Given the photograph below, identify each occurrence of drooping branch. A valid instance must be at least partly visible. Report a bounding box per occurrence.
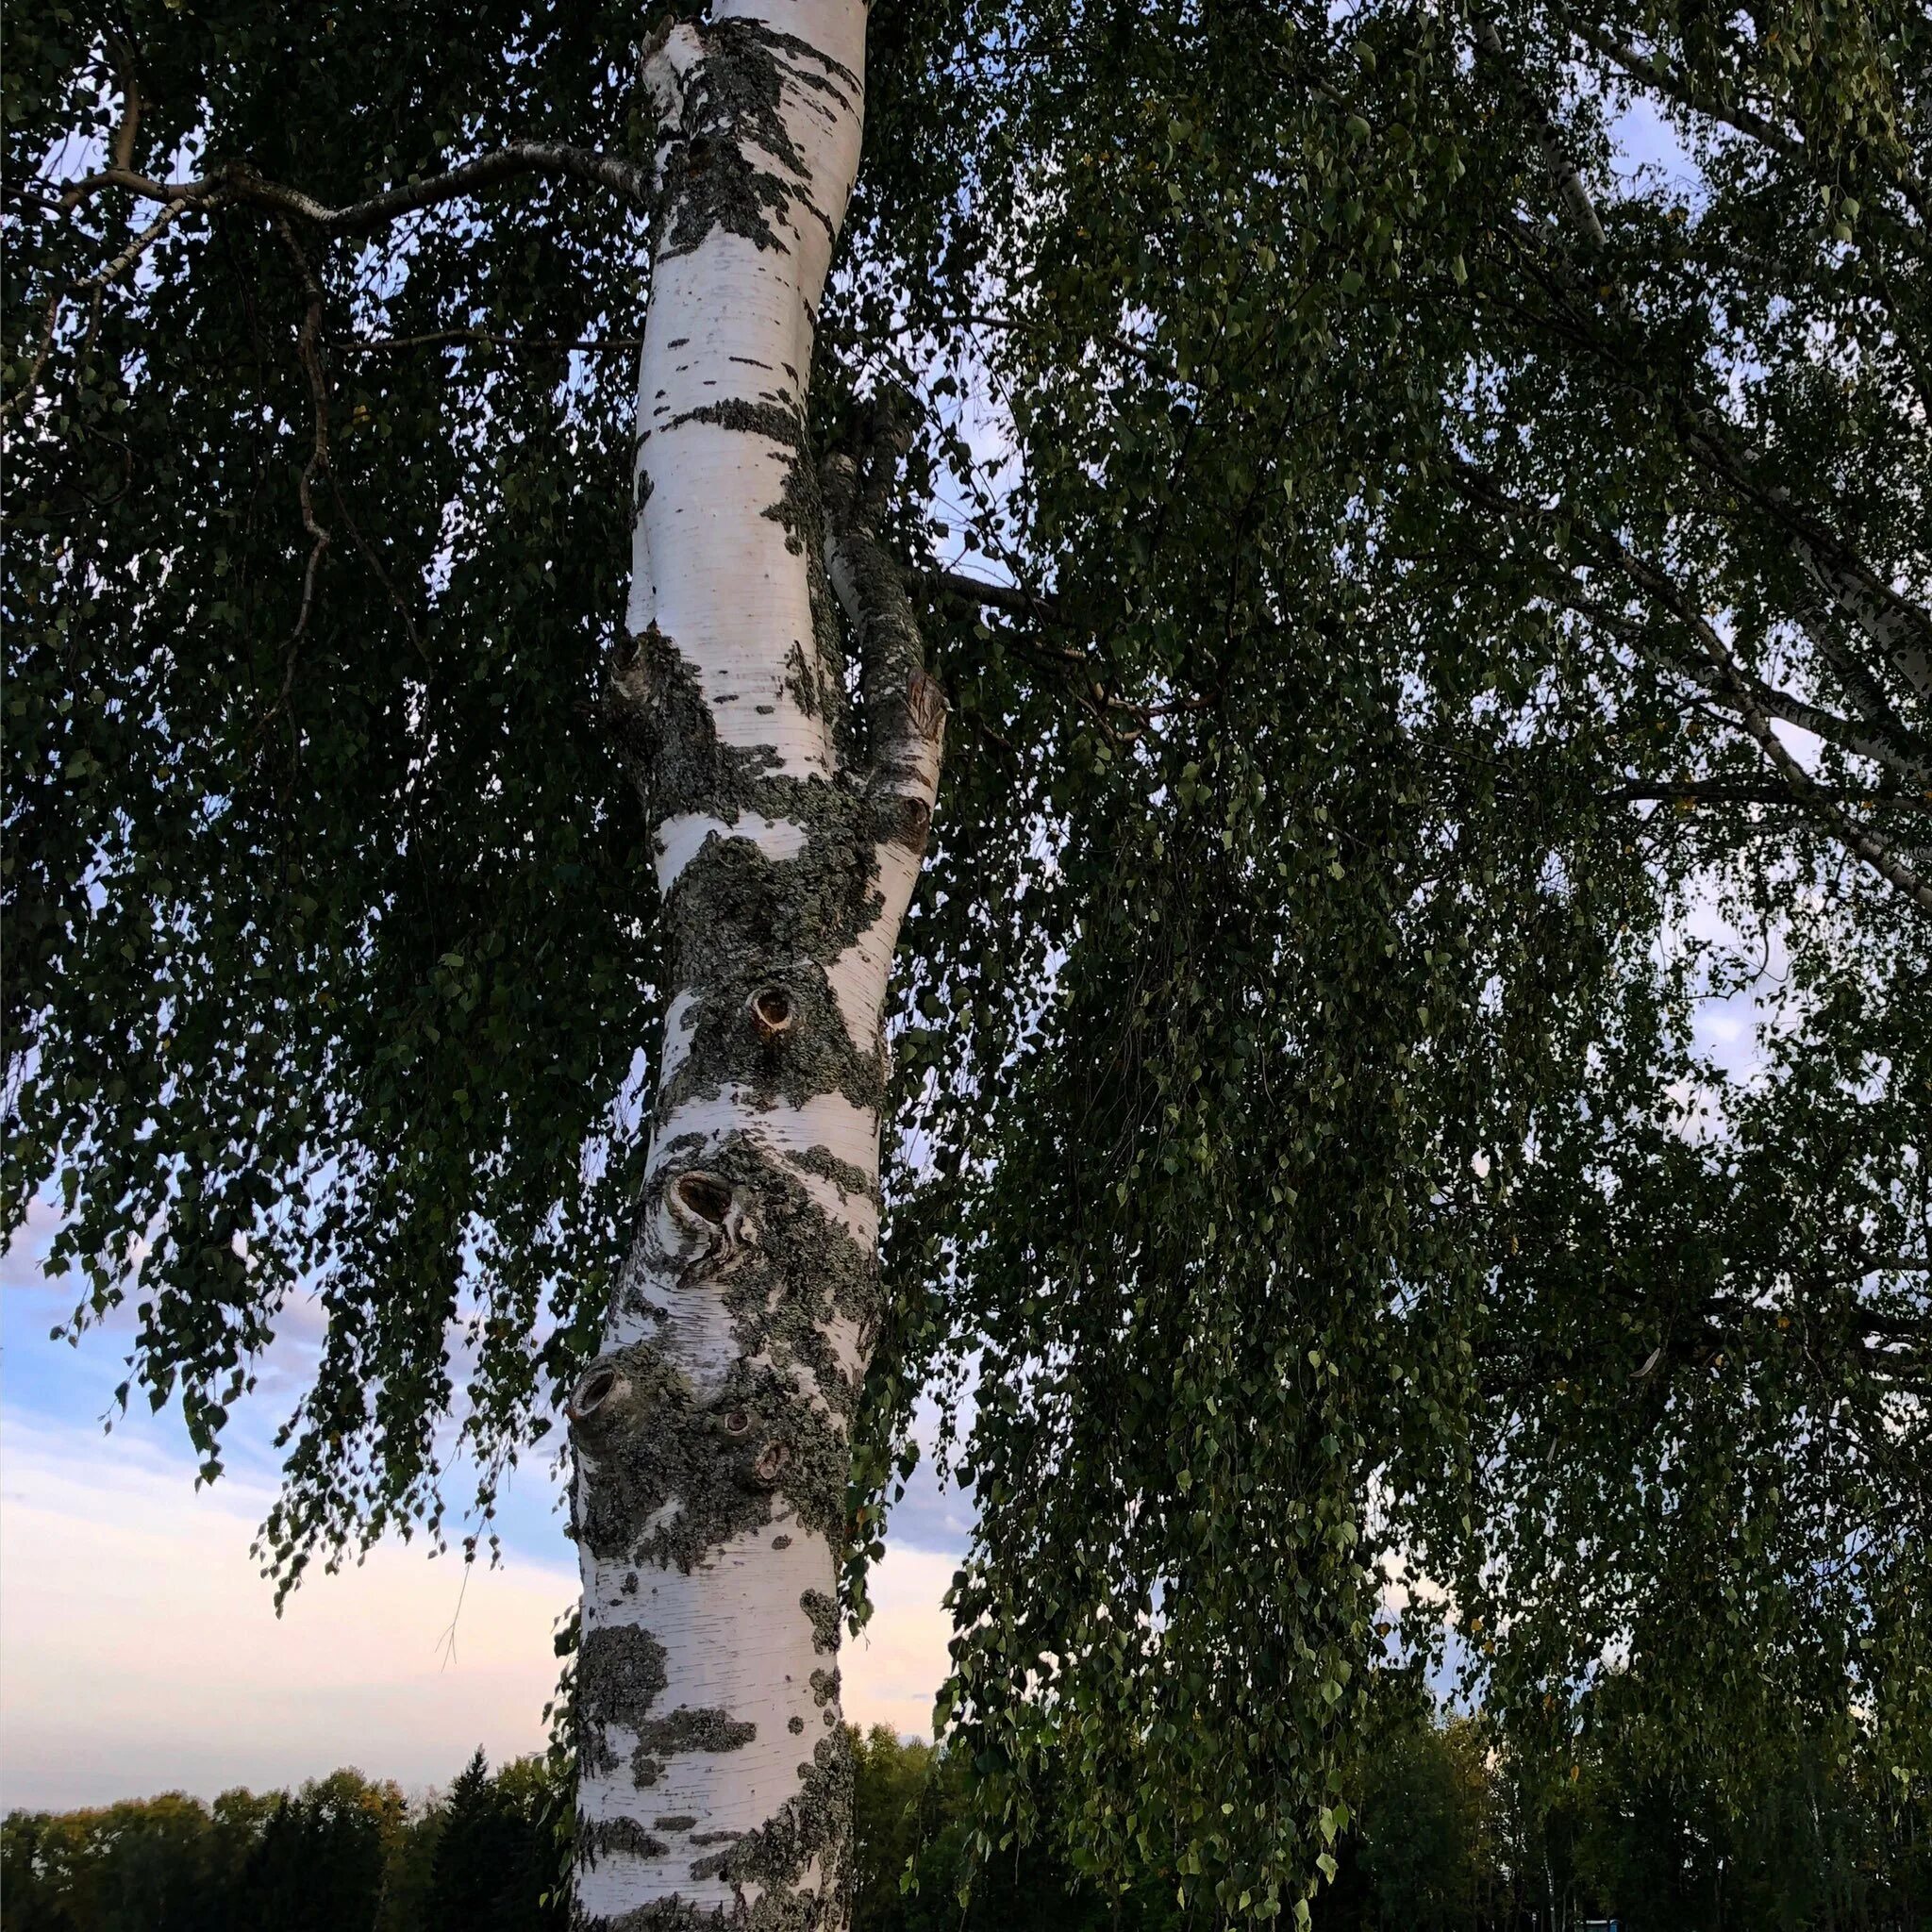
[8,137,652,426]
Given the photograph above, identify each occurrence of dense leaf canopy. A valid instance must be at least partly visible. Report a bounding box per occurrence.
[6,0,1928,1919]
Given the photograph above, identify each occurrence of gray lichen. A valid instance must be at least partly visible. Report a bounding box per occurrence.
[799,1590,840,1657]
[656,20,859,261]
[579,1819,670,1868]
[634,1707,758,1756]
[576,1624,670,1781]
[685,1728,854,1899]
[573,1328,852,1571]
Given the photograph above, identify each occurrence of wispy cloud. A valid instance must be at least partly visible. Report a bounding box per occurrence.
[0,1409,574,1809]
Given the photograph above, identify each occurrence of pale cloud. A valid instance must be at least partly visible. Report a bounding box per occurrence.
[0,1412,572,1810]
[0,1409,959,1812]
[841,1544,959,1741]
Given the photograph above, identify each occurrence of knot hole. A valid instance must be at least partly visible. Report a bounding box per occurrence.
[673,1172,734,1227]
[750,986,795,1041]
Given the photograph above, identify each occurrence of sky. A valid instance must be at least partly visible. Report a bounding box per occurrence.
[0,64,1732,1824]
[0,1202,974,1814]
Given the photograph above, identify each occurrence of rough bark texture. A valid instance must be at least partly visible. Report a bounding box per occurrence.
[570,6,939,1928]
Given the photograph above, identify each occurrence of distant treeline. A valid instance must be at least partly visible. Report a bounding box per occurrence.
[6,1712,1926,1931]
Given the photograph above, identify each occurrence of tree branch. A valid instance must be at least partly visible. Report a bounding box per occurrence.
[918,568,1067,626]
[1451,462,1932,791]
[56,142,650,231]
[1474,15,1606,248]
[823,410,945,818]
[1606,534,1932,915]
[2,194,206,423]
[1572,23,1805,163]
[1449,458,1932,911]
[1612,783,1927,808]
[1570,20,1932,251]
[108,39,143,174]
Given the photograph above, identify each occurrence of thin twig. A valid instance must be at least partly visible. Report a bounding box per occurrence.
[342,328,642,356]
[273,219,333,712]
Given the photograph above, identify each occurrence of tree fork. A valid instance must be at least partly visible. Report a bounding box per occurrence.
[570,6,940,1928]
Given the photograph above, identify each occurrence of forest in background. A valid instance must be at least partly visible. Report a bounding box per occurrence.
[7,1684,1927,1932]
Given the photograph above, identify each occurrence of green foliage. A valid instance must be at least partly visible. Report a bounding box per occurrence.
[0,1757,560,1932]
[425,1748,554,1932]
[6,0,1928,1922]
[6,1719,1926,1930]
[849,2,1930,1915]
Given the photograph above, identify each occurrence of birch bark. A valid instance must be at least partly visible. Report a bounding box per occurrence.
[568,6,941,1927]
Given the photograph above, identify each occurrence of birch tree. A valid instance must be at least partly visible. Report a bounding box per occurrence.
[7,0,1928,1924]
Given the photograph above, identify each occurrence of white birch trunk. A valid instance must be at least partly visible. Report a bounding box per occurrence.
[568,7,941,1928]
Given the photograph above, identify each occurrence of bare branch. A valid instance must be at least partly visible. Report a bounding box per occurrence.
[1,195,205,424]
[1612,784,1927,808]
[1474,14,1607,248]
[108,39,142,175]
[918,568,1066,625]
[57,143,649,231]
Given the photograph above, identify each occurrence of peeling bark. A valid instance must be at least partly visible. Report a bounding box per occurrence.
[571,7,940,1928]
